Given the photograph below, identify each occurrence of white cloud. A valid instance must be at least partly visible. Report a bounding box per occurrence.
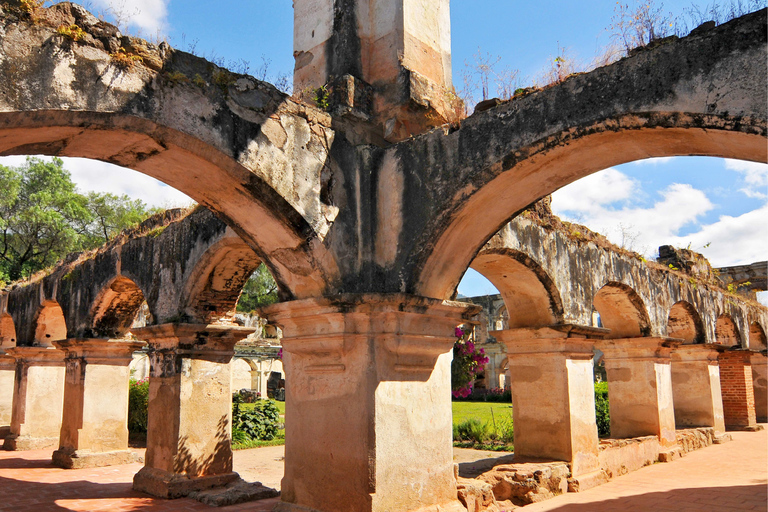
[665,204,768,267]
[0,156,193,209]
[725,159,768,199]
[630,157,674,166]
[551,168,637,213]
[553,168,717,256]
[89,0,169,35]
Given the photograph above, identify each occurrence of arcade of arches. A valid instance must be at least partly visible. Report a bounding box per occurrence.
[0,2,766,512]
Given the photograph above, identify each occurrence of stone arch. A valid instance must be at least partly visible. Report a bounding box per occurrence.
[749,322,767,349]
[89,276,147,338]
[715,315,742,347]
[410,9,768,300]
[667,301,705,344]
[592,282,651,339]
[0,313,17,349]
[33,300,67,347]
[470,249,563,329]
[0,10,340,299]
[182,236,264,323]
[232,358,255,391]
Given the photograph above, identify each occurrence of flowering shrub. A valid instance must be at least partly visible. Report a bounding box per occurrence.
[451,326,489,398]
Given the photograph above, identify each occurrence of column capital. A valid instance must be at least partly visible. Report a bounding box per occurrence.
[53,339,145,365]
[3,346,66,365]
[262,294,479,378]
[597,337,681,360]
[131,323,255,355]
[671,343,721,363]
[494,324,607,358]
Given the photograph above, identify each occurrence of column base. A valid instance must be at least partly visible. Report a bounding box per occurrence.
[3,434,59,451]
[52,448,140,469]
[274,500,468,512]
[713,433,733,444]
[567,470,609,492]
[0,426,9,439]
[657,446,683,463]
[133,467,240,499]
[725,424,764,432]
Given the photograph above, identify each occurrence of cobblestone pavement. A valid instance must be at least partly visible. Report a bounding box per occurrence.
[0,428,764,511]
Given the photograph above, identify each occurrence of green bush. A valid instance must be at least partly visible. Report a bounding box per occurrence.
[595,381,610,437]
[128,379,149,434]
[454,418,489,444]
[232,395,280,442]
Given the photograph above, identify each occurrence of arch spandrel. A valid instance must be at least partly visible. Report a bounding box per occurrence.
[0,5,339,299]
[403,9,767,299]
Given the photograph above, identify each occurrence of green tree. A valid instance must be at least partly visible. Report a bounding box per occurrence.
[0,157,157,282]
[236,263,279,312]
[0,157,91,280]
[81,191,158,246]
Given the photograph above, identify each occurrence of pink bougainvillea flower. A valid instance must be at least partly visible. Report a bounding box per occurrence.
[454,327,464,338]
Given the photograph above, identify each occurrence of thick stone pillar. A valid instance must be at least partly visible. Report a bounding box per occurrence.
[0,354,15,438]
[131,323,254,498]
[51,339,145,468]
[751,352,767,423]
[495,325,607,488]
[717,348,758,430]
[597,338,679,449]
[3,347,66,451]
[293,0,459,141]
[670,344,726,433]
[262,295,479,512]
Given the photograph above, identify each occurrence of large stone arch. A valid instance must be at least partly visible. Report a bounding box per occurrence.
[0,313,16,349]
[406,11,767,299]
[89,276,146,338]
[593,282,651,339]
[749,322,767,350]
[181,236,263,323]
[0,4,339,299]
[470,249,563,328]
[667,301,705,344]
[715,314,742,347]
[33,300,67,347]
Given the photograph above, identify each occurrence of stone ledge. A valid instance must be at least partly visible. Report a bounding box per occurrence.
[725,424,765,432]
[52,448,140,469]
[132,467,240,499]
[187,477,279,507]
[567,469,609,493]
[3,434,59,451]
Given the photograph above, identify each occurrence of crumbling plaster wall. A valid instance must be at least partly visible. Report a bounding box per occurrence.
[480,216,768,346]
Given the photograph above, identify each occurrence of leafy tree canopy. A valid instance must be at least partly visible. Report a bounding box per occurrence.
[236,263,279,312]
[0,157,158,285]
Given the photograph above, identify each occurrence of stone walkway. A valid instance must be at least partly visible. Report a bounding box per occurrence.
[522,427,767,512]
[0,428,764,511]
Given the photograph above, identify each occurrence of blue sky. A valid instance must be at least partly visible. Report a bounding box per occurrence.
[1,0,766,301]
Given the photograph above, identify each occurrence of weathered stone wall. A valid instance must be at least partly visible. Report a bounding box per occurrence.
[1,207,260,344]
[477,214,768,346]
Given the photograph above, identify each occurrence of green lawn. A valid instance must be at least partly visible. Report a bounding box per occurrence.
[452,401,513,426]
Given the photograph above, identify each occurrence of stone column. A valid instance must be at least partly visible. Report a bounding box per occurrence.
[597,338,679,451]
[262,295,479,512]
[481,342,505,390]
[250,369,262,394]
[717,348,758,430]
[0,354,15,438]
[130,323,254,498]
[51,339,145,468]
[495,325,607,489]
[751,352,767,423]
[670,344,726,433]
[3,346,66,451]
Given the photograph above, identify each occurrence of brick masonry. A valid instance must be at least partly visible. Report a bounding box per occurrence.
[719,351,757,428]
